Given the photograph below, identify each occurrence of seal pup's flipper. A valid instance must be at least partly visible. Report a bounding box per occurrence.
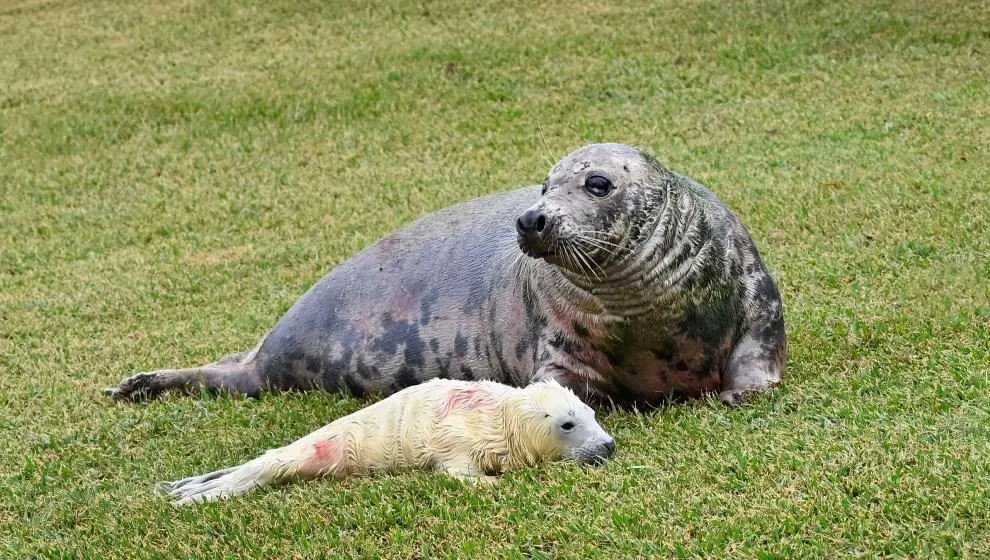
[160,459,276,506]
[162,426,346,506]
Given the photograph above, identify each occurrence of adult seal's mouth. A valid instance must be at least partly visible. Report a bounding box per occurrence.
[517,237,562,264]
[516,206,556,259]
[517,239,555,259]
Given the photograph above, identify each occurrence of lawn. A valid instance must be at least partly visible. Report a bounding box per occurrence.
[1,0,988,557]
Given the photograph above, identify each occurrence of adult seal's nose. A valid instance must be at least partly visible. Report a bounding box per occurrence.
[516,208,548,236]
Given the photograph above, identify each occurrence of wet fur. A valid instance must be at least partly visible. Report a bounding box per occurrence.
[161,379,609,505]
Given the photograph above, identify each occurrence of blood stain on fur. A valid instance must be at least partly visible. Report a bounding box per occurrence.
[303,437,343,475]
[443,387,494,417]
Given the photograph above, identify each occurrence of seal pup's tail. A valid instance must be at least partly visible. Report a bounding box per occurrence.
[160,456,279,506]
[161,426,346,506]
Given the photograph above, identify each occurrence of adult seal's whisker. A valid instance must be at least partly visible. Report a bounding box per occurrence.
[567,244,596,280]
[573,235,621,259]
[574,230,626,249]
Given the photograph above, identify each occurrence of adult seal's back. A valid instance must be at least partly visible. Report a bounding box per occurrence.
[106,143,786,407]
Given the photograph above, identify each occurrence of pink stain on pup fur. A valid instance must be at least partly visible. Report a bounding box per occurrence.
[302,436,343,475]
[443,387,494,418]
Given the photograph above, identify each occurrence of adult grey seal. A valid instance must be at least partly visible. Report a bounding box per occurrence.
[105,143,786,407]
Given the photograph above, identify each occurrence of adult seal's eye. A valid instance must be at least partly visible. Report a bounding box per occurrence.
[541,182,549,195]
[585,175,612,197]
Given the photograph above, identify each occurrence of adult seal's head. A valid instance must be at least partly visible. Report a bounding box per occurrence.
[515,143,668,278]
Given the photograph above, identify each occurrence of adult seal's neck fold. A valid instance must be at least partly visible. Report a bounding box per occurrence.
[533,182,701,320]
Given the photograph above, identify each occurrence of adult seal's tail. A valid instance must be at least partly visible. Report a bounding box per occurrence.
[106,143,786,407]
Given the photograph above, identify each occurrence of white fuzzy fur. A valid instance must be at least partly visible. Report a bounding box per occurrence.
[161,379,607,505]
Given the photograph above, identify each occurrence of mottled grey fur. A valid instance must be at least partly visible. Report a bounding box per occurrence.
[105,144,786,407]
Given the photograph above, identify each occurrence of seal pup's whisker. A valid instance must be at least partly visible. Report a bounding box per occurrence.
[573,234,620,252]
[508,260,523,296]
[560,245,575,273]
[562,245,581,277]
[506,250,529,297]
[579,247,603,281]
[564,245,592,280]
[564,242,600,281]
[590,248,609,278]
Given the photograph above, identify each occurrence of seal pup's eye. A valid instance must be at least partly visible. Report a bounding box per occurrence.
[585,175,612,197]
[560,421,575,432]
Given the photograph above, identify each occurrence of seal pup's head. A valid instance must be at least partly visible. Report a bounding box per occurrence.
[508,379,616,466]
[516,143,669,277]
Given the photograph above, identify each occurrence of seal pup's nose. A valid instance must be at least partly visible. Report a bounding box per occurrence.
[602,437,616,457]
[516,208,548,235]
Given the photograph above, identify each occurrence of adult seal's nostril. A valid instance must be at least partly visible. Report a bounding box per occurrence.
[516,208,546,235]
[516,208,555,259]
[515,217,528,235]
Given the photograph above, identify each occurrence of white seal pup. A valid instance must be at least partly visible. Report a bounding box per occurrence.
[161,379,615,505]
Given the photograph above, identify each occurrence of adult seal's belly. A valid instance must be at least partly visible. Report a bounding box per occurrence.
[106,143,786,407]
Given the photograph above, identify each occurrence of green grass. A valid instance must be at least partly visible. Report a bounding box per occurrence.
[1,0,988,557]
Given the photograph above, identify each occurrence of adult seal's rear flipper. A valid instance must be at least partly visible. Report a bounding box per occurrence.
[105,348,266,400]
